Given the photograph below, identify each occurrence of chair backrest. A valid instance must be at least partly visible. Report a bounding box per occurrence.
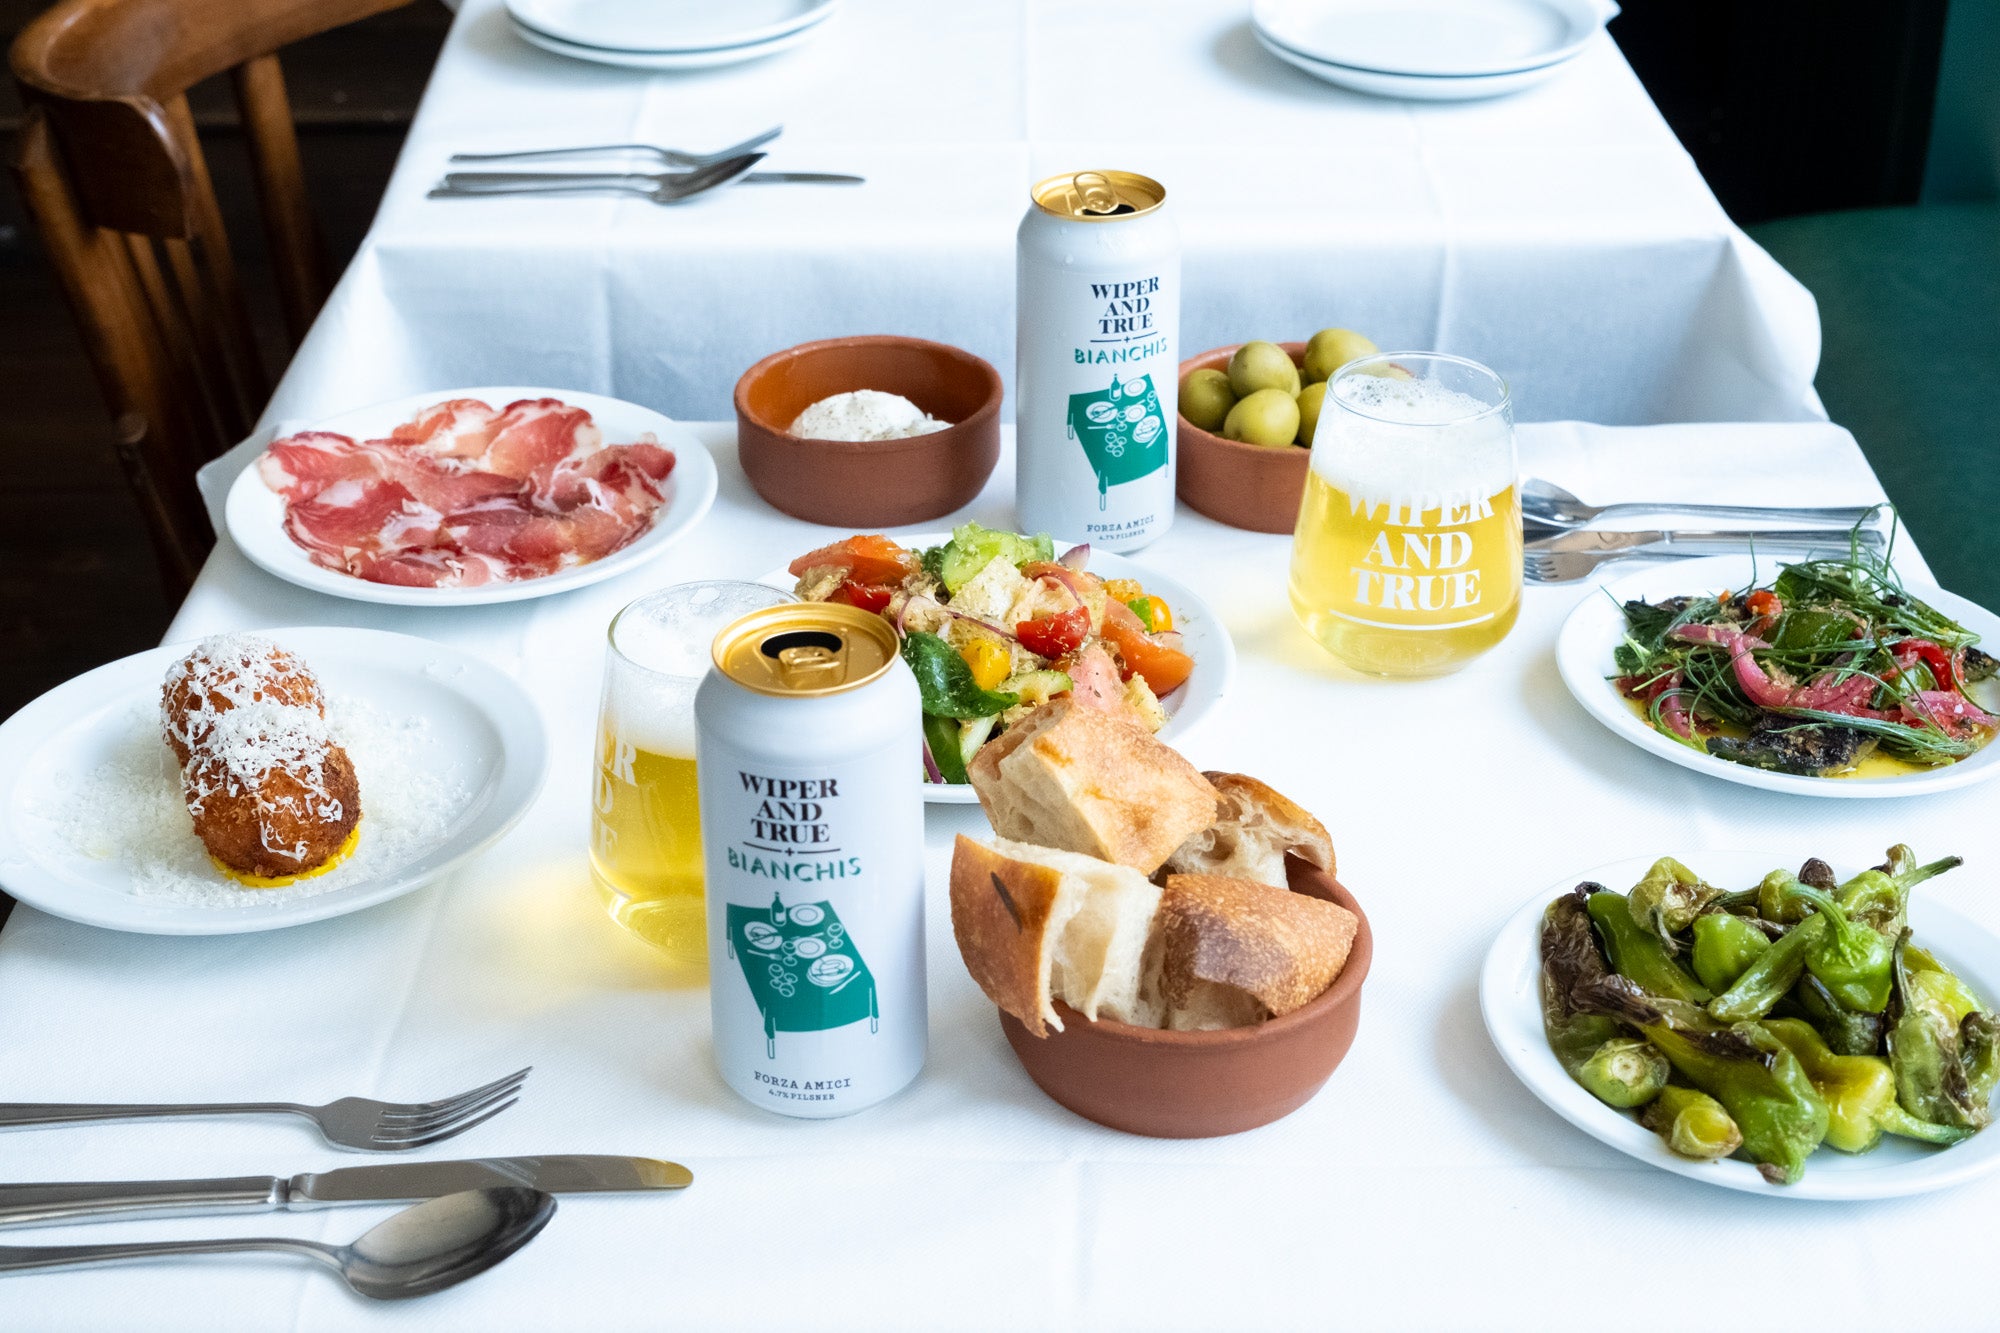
[9,0,412,594]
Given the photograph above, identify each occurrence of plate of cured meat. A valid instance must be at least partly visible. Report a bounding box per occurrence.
[226,387,719,605]
[0,628,548,934]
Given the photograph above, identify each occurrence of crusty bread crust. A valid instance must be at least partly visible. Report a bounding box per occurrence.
[948,835,1072,1036]
[1161,772,1334,888]
[967,700,1219,874]
[1159,873,1358,1021]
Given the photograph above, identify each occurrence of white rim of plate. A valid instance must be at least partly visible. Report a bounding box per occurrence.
[0,626,551,936]
[1250,28,1566,99]
[505,0,833,54]
[1480,852,2000,1199]
[1250,0,1604,78]
[1555,553,2000,798]
[225,386,717,608]
[507,14,821,68]
[757,537,1237,804]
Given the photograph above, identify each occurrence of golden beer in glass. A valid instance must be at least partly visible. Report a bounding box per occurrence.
[592,582,792,963]
[1289,352,1520,678]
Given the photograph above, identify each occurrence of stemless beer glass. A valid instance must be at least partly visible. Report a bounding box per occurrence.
[592,581,792,964]
[1289,352,1520,678]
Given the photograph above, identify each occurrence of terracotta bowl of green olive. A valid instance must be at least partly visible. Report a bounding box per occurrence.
[734,335,1002,527]
[1175,342,1311,535]
[998,861,1371,1138]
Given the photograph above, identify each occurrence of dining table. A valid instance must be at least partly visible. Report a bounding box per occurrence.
[280,0,1824,430]
[5,408,1999,1327]
[8,1,1996,1327]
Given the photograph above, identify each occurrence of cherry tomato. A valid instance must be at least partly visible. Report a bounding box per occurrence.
[1128,594,1173,632]
[1744,590,1782,618]
[828,580,894,614]
[787,534,914,586]
[1016,606,1090,659]
[1100,600,1194,696]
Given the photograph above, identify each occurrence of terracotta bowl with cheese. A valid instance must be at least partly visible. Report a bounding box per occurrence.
[734,335,1002,526]
[998,861,1372,1138]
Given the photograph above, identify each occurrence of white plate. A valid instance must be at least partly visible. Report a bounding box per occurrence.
[226,387,717,607]
[1481,852,2000,1199]
[509,15,822,70]
[1252,26,1568,100]
[506,0,831,53]
[0,628,548,936]
[760,537,1238,805]
[1252,0,1606,77]
[1557,555,2000,798]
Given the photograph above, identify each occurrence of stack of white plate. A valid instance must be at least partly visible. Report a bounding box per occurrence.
[1250,0,1613,101]
[505,0,837,71]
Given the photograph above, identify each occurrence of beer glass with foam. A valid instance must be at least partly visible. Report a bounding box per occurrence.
[592,582,792,964]
[1288,353,1520,678]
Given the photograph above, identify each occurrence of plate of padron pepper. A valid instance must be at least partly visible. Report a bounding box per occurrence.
[1480,847,2000,1197]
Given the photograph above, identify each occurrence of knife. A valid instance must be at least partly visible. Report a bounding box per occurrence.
[1524,526,1885,556]
[441,170,864,188]
[0,1155,690,1227]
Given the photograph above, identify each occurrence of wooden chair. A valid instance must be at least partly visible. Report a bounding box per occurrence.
[9,0,413,595]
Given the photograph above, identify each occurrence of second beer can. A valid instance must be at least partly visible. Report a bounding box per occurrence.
[1016,169,1180,553]
[695,602,927,1118]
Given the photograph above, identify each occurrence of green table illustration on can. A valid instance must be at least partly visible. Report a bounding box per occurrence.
[1066,372,1169,509]
[726,892,878,1059]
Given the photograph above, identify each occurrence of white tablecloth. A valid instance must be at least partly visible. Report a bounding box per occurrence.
[266,0,1821,430]
[7,416,1999,1329]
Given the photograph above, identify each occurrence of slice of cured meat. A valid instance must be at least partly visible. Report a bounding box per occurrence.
[260,397,676,588]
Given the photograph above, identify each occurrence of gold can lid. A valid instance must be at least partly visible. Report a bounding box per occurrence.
[1030,170,1166,221]
[712,602,900,697]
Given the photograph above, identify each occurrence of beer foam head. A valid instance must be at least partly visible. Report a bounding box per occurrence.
[605,583,791,758]
[1311,368,1514,513]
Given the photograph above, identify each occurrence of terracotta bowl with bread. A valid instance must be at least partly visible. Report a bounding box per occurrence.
[949,700,1370,1138]
[734,335,1002,527]
[1175,341,1310,535]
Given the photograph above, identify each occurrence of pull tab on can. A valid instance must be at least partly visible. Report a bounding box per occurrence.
[711,603,899,697]
[1029,169,1165,222]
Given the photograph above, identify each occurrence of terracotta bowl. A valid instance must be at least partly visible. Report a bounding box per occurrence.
[999,859,1371,1138]
[1175,341,1311,535]
[734,335,1002,527]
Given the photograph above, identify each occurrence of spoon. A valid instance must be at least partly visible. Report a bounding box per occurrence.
[0,1186,554,1299]
[1520,478,1879,530]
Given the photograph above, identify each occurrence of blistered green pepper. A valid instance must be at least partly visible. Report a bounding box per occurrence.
[1904,944,1986,1024]
[1887,931,1992,1133]
[1836,845,1962,938]
[1782,972,1885,1057]
[1627,857,1720,950]
[1786,886,1893,1013]
[1960,1012,2000,1108]
[1575,1038,1671,1108]
[1764,1018,1968,1153]
[1710,918,1818,1022]
[1587,892,1712,1003]
[1641,1085,1743,1160]
[1757,869,1814,926]
[1691,912,1771,993]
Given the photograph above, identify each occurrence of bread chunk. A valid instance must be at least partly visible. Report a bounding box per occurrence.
[948,835,1162,1036]
[1156,874,1358,1030]
[1162,772,1334,888]
[967,700,1219,874]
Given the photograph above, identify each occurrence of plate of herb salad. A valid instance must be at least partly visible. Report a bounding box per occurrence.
[1556,545,2000,797]
[765,524,1235,803]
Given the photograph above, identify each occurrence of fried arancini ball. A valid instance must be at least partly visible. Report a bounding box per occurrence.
[184,742,361,881]
[161,636,324,765]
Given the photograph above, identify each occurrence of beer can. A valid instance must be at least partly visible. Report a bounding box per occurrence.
[1016,169,1180,552]
[695,602,926,1118]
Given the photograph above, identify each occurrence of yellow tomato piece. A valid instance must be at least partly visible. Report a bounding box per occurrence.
[1104,578,1144,602]
[960,638,1011,692]
[1135,594,1173,632]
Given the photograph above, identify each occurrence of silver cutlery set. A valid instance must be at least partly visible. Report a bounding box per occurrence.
[430,125,863,204]
[0,1069,689,1299]
[1521,478,1881,583]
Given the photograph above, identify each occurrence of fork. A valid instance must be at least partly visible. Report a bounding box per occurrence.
[428,154,763,206]
[1524,532,1876,584]
[0,1068,529,1152]
[449,125,781,170]
[1521,478,1880,531]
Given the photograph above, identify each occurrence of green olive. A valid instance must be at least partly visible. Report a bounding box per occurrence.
[1302,329,1379,384]
[1296,381,1327,448]
[1226,341,1301,398]
[1222,388,1301,449]
[1178,368,1236,432]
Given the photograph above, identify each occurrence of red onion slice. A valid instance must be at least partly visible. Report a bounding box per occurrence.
[1058,543,1091,571]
